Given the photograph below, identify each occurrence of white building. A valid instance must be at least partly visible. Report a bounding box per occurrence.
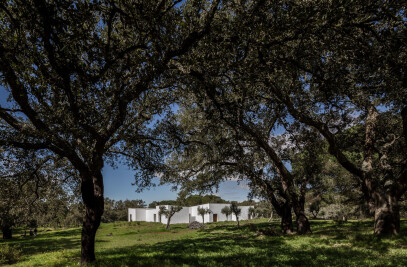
[128,203,254,224]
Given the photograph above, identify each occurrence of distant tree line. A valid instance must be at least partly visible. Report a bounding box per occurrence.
[102,199,146,223]
[148,194,229,208]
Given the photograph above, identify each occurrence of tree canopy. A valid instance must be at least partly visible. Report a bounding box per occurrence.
[0,0,221,262]
[161,0,406,235]
[0,1,406,262]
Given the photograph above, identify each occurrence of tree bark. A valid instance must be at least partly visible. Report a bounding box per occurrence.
[373,194,400,234]
[280,202,293,234]
[296,177,312,234]
[80,171,104,264]
[2,225,12,239]
[296,212,312,235]
[294,188,312,234]
[268,211,273,222]
[166,215,172,229]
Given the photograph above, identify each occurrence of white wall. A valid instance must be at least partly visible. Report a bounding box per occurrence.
[208,203,230,222]
[145,209,156,222]
[155,205,171,223]
[155,205,190,224]
[189,204,254,223]
[135,208,146,221]
[191,204,211,223]
[238,206,252,221]
[188,207,196,222]
[129,204,254,224]
[128,208,136,222]
[128,208,149,222]
[227,206,253,221]
[168,207,190,224]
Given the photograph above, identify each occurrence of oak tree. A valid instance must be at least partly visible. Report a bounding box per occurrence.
[0,0,220,262]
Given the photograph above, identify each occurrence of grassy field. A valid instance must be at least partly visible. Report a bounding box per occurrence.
[1,219,407,266]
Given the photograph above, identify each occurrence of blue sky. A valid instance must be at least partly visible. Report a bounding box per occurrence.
[103,165,251,204]
[0,87,250,205]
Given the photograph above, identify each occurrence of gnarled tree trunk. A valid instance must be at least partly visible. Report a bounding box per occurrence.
[373,194,400,235]
[280,202,293,234]
[294,189,312,234]
[295,177,312,235]
[2,225,12,239]
[80,170,104,264]
[295,212,312,235]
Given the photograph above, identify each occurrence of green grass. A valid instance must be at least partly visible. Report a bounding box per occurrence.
[1,219,407,266]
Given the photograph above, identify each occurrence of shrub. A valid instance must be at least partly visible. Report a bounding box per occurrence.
[0,244,22,264]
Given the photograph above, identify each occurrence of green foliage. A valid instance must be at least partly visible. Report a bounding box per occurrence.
[298,144,370,220]
[253,201,274,219]
[230,202,242,227]
[255,207,268,218]
[27,219,37,229]
[148,200,178,208]
[309,201,321,219]
[0,149,79,236]
[0,244,21,265]
[181,194,229,206]
[159,206,183,222]
[221,206,232,221]
[197,207,212,224]
[149,195,229,208]
[102,198,146,223]
[158,206,168,217]
[0,0,405,253]
[230,202,241,217]
[63,202,84,228]
[161,0,406,234]
[238,200,256,206]
[0,0,222,260]
[154,205,184,229]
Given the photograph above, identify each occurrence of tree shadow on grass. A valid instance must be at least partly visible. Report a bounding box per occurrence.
[89,221,403,266]
[203,220,407,254]
[90,228,404,267]
[39,228,82,238]
[309,220,407,253]
[5,220,406,266]
[92,232,283,266]
[1,228,85,257]
[203,221,281,234]
[4,237,81,257]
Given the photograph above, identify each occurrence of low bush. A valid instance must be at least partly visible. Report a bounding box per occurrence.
[0,244,22,264]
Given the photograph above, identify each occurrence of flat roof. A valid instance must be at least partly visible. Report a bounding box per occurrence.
[129,203,254,209]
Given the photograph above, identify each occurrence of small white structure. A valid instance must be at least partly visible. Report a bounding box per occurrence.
[128,203,254,224]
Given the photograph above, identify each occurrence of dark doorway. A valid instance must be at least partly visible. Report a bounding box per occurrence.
[154,214,156,222]
[213,214,218,222]
[130,214,132,222]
